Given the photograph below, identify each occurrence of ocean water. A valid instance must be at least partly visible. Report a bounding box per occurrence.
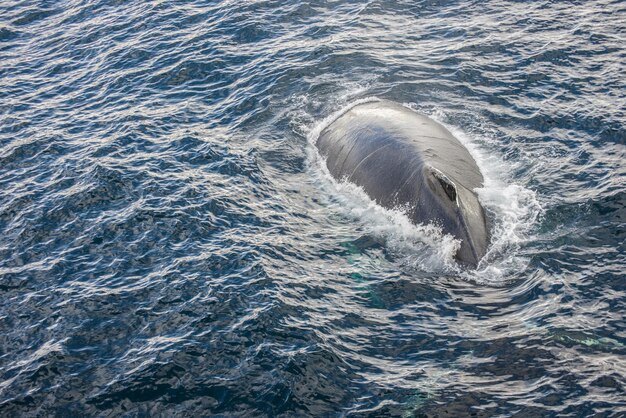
[1,0,625,416]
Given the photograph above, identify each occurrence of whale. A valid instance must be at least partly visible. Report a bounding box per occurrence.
[316,100,490,266]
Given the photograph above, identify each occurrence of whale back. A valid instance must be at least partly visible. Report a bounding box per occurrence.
[316,100,489,266]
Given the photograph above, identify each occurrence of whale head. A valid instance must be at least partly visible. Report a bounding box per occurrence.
[420,166,490,267]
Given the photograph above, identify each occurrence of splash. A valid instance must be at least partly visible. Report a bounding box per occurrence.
[307,99,542,281]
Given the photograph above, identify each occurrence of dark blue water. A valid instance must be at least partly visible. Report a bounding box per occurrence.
[1,0,625,416]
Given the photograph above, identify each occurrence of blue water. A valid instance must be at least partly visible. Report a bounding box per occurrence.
[1,0,625,416]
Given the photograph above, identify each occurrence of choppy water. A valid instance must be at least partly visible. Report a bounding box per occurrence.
[1,0,625,416]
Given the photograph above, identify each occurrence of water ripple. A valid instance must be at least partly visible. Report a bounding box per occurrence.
[0,0,625,416]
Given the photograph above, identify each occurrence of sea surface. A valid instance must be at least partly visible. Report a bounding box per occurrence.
[1,0,625,416]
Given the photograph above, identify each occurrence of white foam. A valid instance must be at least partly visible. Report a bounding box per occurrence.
[324,177,461,272]
[422,107,542,283]
[305,99,541,283]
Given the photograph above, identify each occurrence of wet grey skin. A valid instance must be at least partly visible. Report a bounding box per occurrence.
[316,100,490,267]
